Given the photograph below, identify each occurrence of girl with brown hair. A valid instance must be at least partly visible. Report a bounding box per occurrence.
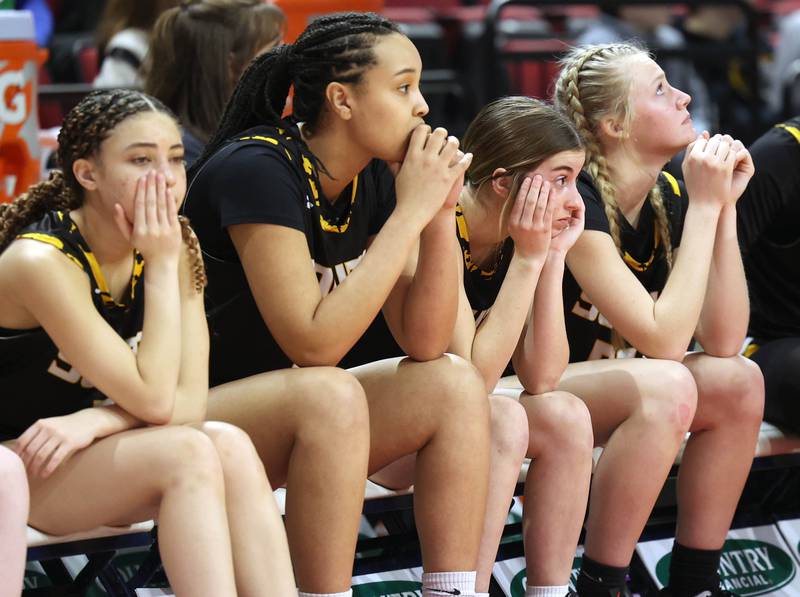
[144,0,286,166]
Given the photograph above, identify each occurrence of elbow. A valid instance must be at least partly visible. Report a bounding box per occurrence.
[699,336,745,359]
[289,346,343,368]
[405,345,446,362]
[138,402,174,426]
[643,343,688,362]
[522,376,560,396]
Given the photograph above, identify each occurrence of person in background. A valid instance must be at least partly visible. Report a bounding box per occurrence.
[145,0,285,166]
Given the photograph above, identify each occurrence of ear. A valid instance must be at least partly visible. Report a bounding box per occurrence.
[72,158,98,191]
[599,114,626,140]
[325,81,353,121]
[489,167,512,197]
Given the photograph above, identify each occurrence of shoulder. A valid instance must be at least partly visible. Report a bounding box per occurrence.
[751,120,800,159]
[0,238,89,301]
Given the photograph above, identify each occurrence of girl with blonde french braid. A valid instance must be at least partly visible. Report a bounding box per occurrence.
[547,43,764,596]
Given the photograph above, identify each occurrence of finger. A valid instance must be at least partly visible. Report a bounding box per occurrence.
[730,139,744,153]
[543,185,557,227]
[407,124,430,155]
[735,147,754,173]
[705,134,722,156]
[424,127,448,152]
[509,177,531,226]
[42,444,73,478]
[20,428,48,468]
[448,150,464,169]
[690,134,708,156]
[30,436,59,477]
[166,187,179,228]
[452,151,473,177]
[440,135,460,161]
[156,173,168,228]
[716,138,732,162]
[113,204,133,243]
[133,175,147,233]
[145,170,158,228]
[521,175,542,223]
[15,424,40,459]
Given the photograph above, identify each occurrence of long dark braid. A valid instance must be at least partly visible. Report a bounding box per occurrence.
[0,88,207,292]
[191,11,400,178]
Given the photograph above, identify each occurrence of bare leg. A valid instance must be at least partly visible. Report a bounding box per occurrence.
[195,422,296,597]
[26,426,237,597]
[352,354,491,572]
[676,354,764,548]
[558,359,697,566]
[520,391,593,586]
[0,446,27,597]
[475,396,530,592]
[208,366,370,593]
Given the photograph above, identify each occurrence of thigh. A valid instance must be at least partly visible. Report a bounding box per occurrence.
[557,358,696,445]
[750,337,800,433]
[208,366,364,485]
[26,426,211,534]
[349,353,486,473]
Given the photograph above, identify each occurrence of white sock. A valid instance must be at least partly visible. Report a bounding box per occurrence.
[297,591,352,597]
[475,593,490,597]
[422,570,477,596]
[525,584,569,597]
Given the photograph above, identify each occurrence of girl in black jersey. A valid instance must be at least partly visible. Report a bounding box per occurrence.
[737,118,800,435]
[0,90,295,596]
[0,447,27,595]
[451,97,592,597]
[544,43,763,597]
[185,12,490,597]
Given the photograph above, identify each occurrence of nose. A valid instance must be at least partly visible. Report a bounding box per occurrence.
[414,88,429,118]
[565,185,582,209]
[676,87,691,109]
[156,160,177,187]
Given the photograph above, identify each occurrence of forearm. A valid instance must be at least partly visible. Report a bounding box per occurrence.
[70,404,144,439]
[472,254,543,393]
[697,205,749,354]
[645,204,721,358]
[291,211,424,365]
[138,260,181,390]
[515,252,569,394]
[400,211,461,358]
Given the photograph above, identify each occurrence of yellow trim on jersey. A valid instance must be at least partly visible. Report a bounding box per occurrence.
[661,170,681,197]
[17,232,64,250]
[776,123,800,145]
[239,135,279,145]
[455,203,501,277]
[742,341,760,359]
[82,249,116,306]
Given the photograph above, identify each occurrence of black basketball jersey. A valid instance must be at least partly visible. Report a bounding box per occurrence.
[0,211,145,440]
[455,203,514,324]
[184,125,400,384]
[738,119,800,341]
[564,170,687,361]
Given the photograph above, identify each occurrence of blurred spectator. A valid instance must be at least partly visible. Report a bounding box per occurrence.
[144,0,285,166]
[677,3,771,143]
[769,11,800,118]
[93,0,180,88]
[46,0,106,83]
[575,1,715,133]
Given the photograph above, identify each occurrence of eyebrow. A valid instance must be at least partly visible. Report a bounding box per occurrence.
[124,142,184,150]
[651,72,666,85]
[550,165,576,173]
[393,67,417,77]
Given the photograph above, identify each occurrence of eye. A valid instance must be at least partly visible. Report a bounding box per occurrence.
[555,175,568,187]
[170,155,185,166]
[398,84,410,94]
[131,156,151,165]
[656,82,665,96]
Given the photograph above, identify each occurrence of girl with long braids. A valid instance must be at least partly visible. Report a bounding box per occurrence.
[184,11,490,597]
[0,89,295,596]
[544,43,764,596]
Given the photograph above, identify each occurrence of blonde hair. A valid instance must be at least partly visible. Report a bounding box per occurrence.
[554,43,674,269]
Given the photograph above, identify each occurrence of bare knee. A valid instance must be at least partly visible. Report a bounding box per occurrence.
[521,391,593,458]
[156,427,225,493]
[641,361,698,435]
[295,367,369,438]
[708,356,765,426]
[0,447,28,511]
[488,395,529,461]
[198,421,270,489]
[430,354,490,419]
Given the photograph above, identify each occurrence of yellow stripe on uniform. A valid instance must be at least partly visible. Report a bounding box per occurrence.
[239,135,279,145]
[661,171,681,197]
[776,123,800,145]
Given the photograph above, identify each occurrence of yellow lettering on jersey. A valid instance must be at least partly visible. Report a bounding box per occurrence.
[314,252,366,298]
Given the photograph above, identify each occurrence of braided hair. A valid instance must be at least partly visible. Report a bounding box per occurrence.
[191,11,401,176]
[554,43,674,270]
[0,88,207,292]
